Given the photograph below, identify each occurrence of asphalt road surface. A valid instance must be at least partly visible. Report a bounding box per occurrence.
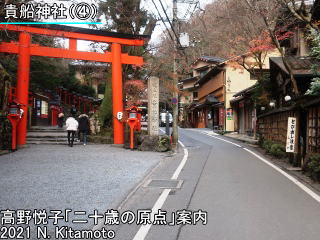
[113,128,320,240]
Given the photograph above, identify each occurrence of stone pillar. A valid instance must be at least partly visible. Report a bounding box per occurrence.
[148,77,159,136]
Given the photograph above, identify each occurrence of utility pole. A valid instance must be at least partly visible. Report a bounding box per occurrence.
[172,0,179,148]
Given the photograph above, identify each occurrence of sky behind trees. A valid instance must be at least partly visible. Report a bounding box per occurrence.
[143,0,213,44]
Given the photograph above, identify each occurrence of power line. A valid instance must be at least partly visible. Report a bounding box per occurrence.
[183,3,192,19]
[181,0,200,19]
[151,0,174,41]
[189,1,200,19]
[157,0,183,48]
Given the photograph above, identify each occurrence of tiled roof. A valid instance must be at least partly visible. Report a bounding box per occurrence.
[192,56,225,66]
[198,56,225,63]
[179,76,199,82]
[270,56,320,75]
[196,65,224,85]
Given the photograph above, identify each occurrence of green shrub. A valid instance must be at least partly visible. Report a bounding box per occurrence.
[269,143,286,158]
[0,117,12,150]
[307,154,320,181]
[99,127,113,137]
[258,136,264,146]
[262,140,273,153]
[261,140,286,158]
[99,79,112,127]
[157,135,171,152]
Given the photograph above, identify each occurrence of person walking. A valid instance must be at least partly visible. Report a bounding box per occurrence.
[70,105,80,141]
[58,111,64,128]
[66,115,78,147]
[78,113,89,146]
[70,105,77,116]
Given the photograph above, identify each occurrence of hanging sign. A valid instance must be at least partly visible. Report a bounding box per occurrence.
[117,112,123,120]
[286,117,297,153]
[219,108,224,126]
[226,108,233,120]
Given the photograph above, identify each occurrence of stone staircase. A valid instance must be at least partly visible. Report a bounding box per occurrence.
[26,126,80,145]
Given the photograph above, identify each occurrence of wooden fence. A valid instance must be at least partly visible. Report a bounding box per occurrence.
[258,110,296,146]
[258,104,320,155]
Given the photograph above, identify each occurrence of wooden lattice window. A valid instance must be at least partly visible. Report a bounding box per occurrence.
[307,106,320,154]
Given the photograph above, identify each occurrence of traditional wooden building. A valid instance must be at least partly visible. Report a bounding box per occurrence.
[178,76,199,127]
[255,1,320,162]
[180,56,224,128]
[257,56,320,158]
[230,84,257,136]
[70,62,109,98]
[180,56,258,130]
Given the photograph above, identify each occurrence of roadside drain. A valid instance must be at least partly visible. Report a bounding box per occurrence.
[185,146,200,149]
[144,179,183,189]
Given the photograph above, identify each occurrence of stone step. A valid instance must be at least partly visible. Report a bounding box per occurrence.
[27,135,67,138]
[27,132,69,137]
[26,137,69,142]
[29,130,65,133]
[29,129,65,133]
[27,125,87,145]
[27,141,82,145]
[30,125,65,130]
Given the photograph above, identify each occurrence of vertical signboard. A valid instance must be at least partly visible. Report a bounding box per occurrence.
[286,117,297,153]
[226,108,233,120]
[219,107,224,127]
[148,77,159,136]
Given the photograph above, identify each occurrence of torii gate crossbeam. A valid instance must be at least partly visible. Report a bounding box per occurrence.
[0,24,148,146]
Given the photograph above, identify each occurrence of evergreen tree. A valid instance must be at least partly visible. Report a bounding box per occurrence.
[97,0,156,127]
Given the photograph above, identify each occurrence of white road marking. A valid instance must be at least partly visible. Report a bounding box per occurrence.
[133,127,320,240]
[133,134,189,240]
[210,136,242,147]
[199,131,242,147]
[132,189,171,240]
[172,141,188,180]
[186,129,241,147]
[243,148,320,204]
[190,128,320,204]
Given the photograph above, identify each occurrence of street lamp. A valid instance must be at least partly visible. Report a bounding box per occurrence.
[284,95,292,102]
[269,101,276,108]
[261,106,265,111]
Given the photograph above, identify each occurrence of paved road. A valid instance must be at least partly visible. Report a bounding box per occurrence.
[113,128,320,240]
[0,144,165,239]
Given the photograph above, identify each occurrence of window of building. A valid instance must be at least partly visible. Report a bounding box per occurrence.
[41,101,48,118]
[193,92,198,98]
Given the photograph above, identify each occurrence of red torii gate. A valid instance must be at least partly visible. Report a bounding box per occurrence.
[0,24,148,146]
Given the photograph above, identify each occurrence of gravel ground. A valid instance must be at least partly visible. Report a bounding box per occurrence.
[0,144,164,238]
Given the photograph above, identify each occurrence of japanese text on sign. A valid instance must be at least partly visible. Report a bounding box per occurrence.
[286,117,296,153]
[3,3,97,21]
[148,77,159,136]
